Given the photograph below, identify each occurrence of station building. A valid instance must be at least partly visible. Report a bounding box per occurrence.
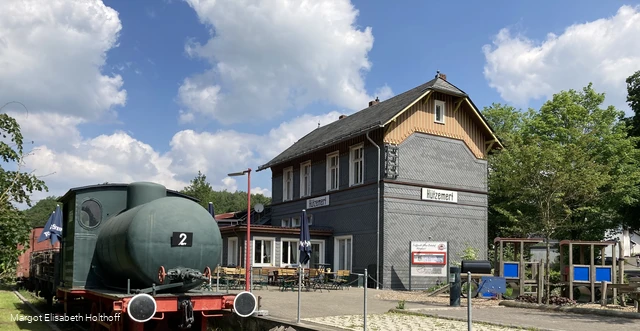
[217,72,502,290]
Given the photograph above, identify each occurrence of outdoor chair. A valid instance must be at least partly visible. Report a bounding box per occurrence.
[278,268,297,292]
[333,270,350,290]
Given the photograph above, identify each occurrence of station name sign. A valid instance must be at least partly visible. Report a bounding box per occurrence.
[306,195,330,209]
[421,187,457,203]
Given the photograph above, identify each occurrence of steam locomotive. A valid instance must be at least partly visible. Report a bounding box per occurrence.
[17,181,255,330]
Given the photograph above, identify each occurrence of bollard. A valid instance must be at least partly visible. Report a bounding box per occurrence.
[467,271,472,331]
[364,269,368,331]
[449,266,461,307]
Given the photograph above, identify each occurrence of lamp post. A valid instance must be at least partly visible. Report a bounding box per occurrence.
[227,168,252,292]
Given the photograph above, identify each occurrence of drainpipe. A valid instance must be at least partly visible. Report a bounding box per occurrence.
[366,130,381,290]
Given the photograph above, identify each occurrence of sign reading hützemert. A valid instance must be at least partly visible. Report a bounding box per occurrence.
[421,187,457,203]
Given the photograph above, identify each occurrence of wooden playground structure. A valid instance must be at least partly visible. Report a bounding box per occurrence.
[492,237,640,310]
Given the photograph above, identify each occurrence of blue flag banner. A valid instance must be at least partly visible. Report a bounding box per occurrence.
[208,202,215,218]
[37,212,55,243]
[37,205,63,245]
[49,205,63,245]
[299,209,311,266]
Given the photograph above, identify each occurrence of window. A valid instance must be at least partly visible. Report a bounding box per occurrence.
[281,218,291,227]
[306,214,313,226]
[349,144,364,186]
[300,161,311,197]
[292,217,300,227]
[253,237,275,266]
[281,239,299,266]
[80,199,102,229]
[227,237,238,266]
[283,167,293,201]
[334,235,352,271]
[310,240,325,268]
[435,100,445,124]
[326,152,339,191]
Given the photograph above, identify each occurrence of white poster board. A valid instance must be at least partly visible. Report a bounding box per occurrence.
[410,241,448,279]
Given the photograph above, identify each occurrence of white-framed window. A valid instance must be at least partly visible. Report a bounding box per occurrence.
[349,144,364,186]
[310,239,325,268]
[435,100,445,124]
[283,167,293,201]
[326,152,339,191]
[300,161,311,197]
[292,217,300,227]
[334,235,353,271]
[227,237,238,266]
[306,214,313,226]
[253,237,275,266]
[281,239,299,267]
[281,218,291,227]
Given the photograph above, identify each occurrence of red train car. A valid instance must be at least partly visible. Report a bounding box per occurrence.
[16,227,60,280]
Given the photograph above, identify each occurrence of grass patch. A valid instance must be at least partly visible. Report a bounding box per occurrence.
[0,284,50,331]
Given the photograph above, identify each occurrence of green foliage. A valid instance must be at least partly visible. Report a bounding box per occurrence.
[0,111,48,281]
[396,300,405,309]
[181,171,272,213]
[621,70,640,231]
[451,244,480,267]
[22,196,60,227]
[483,83,640,303]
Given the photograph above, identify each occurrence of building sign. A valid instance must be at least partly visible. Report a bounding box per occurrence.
[421,188,457,203]
[306,195,330,209]
[410,241,448,278]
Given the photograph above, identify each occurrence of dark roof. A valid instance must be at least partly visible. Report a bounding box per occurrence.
[257,75,487,171]
[57,182,198,203]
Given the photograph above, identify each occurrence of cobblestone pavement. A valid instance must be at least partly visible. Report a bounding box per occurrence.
[303,312,523,331]
[235,288,640,331]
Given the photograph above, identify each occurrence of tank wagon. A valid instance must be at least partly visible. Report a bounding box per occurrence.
[25,181,256,330]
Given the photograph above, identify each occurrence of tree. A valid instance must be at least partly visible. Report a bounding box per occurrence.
[22,196,60,227]
[0,110,48,280]
[180,171,272,214]
[621,70,640,232]
[485,84,640,302]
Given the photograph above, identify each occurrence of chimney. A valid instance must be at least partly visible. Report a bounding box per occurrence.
[339,115,347,120]
[435,70,447,80]
[368,96,380,107]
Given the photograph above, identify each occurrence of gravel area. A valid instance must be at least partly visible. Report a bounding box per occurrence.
[303,312,521,331]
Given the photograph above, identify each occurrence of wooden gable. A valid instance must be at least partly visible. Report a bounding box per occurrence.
[382,90,500,159]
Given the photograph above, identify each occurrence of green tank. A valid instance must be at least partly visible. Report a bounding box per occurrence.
[94,182,222,292]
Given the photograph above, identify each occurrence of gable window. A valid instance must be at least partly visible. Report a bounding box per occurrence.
[300,161,311,197]
[253,237,275,266]
[334,235,352,271]
[281,239,299,266]
[326,152,339,191]
[283,167,293,201]
[349,144,364,186]
[435,100,445,124]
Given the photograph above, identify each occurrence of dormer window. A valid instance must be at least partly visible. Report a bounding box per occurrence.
[435,100,445,124]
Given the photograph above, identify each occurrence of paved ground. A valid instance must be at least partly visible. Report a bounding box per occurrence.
[220,286,640,330]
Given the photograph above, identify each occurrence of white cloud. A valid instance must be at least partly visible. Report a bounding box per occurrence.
[482,5,640,113]
[0,0,126,121]
[178,0,386,124]
[21,110,339,204]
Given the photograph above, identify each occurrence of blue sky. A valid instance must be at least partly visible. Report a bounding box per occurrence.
[2,0,639,206]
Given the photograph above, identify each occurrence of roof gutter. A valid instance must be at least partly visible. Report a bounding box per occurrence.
[365,129,381,290]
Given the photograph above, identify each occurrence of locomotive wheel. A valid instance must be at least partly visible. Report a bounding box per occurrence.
[158,266,167,284]
[203,266,211,280]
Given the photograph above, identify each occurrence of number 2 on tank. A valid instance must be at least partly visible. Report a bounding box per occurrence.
[171,232,193,247]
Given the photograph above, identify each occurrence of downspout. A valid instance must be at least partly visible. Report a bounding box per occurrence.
[366,130,381,290]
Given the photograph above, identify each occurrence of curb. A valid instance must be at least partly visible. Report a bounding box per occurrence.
[387,308,560,331]
[499,301,640,319]
[13,290,63,331]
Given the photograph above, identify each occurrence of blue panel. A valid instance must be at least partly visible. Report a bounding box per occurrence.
[595,267,611,282]
[503,262,519,278]
[573,266,590,282]
[479,276,506,296]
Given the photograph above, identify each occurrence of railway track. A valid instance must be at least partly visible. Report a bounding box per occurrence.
[12,288,88,331]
